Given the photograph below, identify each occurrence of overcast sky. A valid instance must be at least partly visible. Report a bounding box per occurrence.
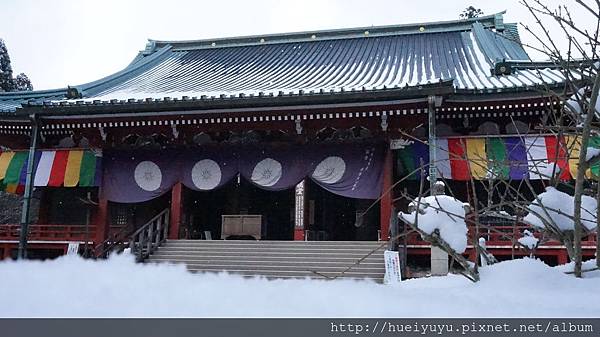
[1,0,596,90]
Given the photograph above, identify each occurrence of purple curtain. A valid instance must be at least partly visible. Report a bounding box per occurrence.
[180,147,239,192]
[310,144,384,199]
[103,150,180,203]
[103,144,385,203]
[238,145,313,191]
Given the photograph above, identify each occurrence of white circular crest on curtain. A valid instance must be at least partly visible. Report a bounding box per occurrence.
[134,161,162,191]
[251,158,282,187]
[191,159,222,190]
[312,156,346,184]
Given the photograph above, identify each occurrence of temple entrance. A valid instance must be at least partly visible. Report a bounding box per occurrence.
[108,193,170,235]
[184,178,294,240]
[305,180,380,241]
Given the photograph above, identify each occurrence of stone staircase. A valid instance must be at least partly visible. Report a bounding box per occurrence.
[146,240,387,282]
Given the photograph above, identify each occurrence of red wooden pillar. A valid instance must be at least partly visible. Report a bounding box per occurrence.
[2,244,11,259]
[37,189,49,224]
[379,148,393,241]
[169,182,183,240]
[92,191,109,246]
[557,250,569,265]
[293,228,305,241]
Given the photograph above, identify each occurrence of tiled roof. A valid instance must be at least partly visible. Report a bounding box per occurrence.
[0,12,567,114]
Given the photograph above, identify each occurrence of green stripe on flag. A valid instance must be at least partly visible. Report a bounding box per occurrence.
[3,151,28,186]
[487,138,509,179]
[78,151,97,187]
[397,146,417,180]
[589,136,600,178]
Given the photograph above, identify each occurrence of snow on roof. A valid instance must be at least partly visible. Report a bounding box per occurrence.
[0,12,567,114]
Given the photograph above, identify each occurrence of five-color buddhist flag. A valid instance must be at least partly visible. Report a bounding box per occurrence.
[447,138,470,180]
[589,136,600,178]
[465,138,487,179]
[0,149,101,193]
[545,135,571,181]
[394,135,600,181]
[524,137,550,180]
[486,137,509,179]
[396,141,429,180]
[435,139,452,178]
[34,151,56,187]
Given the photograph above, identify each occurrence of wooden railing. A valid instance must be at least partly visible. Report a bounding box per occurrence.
[0,224,96,241]
[93,223,135,258]
[405,225,597,247]
[129,209,170,262]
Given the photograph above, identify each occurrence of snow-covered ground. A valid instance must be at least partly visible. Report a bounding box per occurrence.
[0,253,598,318]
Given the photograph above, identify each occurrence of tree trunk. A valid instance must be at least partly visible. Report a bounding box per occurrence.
[597,183,600,269]
[572,70,600,277]
[563,235,576,262]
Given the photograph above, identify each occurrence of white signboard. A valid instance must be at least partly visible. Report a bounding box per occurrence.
[67,243,80,256]
[294,180,305,229]
[389,138,411,150]
[383,250,402,284]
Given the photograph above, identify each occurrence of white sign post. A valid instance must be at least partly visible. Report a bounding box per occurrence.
[383,250,402,284]
[67,242,80,256]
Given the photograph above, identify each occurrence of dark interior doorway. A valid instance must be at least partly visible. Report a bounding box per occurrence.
[184,178,294,240]
[108,193,170,235]
[305,180,379,241]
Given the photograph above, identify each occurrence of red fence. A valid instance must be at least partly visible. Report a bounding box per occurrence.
[0,224,96,242]
[405,225,597,247]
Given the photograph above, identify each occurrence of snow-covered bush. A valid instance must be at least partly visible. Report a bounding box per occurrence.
[523,187,597,232]
[518,230,539,250]
[523,186,597,263]
[399,194,469,253]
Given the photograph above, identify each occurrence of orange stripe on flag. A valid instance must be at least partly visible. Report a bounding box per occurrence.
[5,184,18,193]
[64,150,84,187]
[465,138,488,179]
[565,135,591,179]
[0,152,15,180]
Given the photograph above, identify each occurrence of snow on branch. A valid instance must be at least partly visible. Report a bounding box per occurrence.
[523,186,597,232]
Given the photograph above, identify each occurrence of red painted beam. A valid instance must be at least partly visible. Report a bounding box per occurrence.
[379,148,393,241]
[169,182,183,239]
[92,193,109,246]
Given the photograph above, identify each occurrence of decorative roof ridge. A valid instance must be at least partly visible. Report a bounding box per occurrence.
[147,11,506,52]
[0,87,68,100]
[502,58,596,69]
[73,45,173,96]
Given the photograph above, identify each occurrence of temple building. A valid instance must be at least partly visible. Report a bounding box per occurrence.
[0,12,596,275]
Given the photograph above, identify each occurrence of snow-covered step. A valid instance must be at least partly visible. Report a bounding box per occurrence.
[186,269,384,281]
[162,242,385,249]
[148,257,384,266]
[154,249,384,256]
[157,263,384,273]
[146,240,386,282]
